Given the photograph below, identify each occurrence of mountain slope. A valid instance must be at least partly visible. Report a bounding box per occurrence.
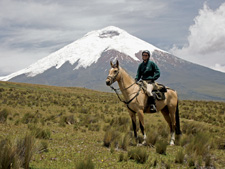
[0,26,162,81]
[0,26,225,100]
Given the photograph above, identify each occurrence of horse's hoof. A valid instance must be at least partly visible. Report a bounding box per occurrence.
[170,142,175,146]
[137,143,143,147]
[142,141,146,145]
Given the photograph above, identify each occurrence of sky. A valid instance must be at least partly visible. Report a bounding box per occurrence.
[0,0,225,76]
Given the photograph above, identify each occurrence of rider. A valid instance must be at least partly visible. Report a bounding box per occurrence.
[135,50,160,113]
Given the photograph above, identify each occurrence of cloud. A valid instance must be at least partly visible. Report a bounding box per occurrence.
[0,0,170,75]
[170,2,225,73]
[0,46,49,75]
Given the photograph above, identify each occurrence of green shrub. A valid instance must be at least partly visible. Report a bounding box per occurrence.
[157,124,169,138]
[186,132,212,157]
[110,117,130,132]
[59,115,75,127]
[149,158,158,167]
[79,114,99,127]
[146,130,158,146]
[16,135,35,169]
[0,138,20,169]
[179,134,192,147]
[110,143,115,154]
[103,129,121,147]
[118,152,124,162]
[155,140,167,155]
[188,157,195,167]
[0,135,35,169]
[21,112,38,124]
[65,115,75,124]
[88,124,100,131]
[128,147,148,164]
[120,133,131,151]
[182,121,206,135]
[39,141,49,153]
[175,149,185,164]
[80,108,88,114]
[0,108,10,123]
[31,127,51,140]
[76,157,94,169]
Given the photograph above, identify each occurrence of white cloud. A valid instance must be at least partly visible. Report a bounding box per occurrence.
[170,2,225,73]
[0,46,49,75]
[0,0,169,75]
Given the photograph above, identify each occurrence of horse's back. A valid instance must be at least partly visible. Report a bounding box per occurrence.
[165,89,178,106]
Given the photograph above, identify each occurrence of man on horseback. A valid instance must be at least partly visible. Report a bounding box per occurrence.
[135,50,160,113]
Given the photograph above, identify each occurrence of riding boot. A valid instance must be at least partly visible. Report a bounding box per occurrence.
[149,96,157,113]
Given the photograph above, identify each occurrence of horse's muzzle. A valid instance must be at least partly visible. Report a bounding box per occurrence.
[106,79,111,86]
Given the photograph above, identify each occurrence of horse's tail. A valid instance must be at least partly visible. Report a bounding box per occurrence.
[175,100,182,135]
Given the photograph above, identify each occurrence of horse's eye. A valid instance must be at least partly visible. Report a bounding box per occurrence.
[114,70,117,73]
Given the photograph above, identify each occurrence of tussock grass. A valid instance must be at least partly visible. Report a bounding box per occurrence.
[103,129,121,147]
[16,135,35,169]
[0,108,10,123]
[110,116,130,132]
[174,149,185,164]
[38,140,49,153]
[128,147,148,164]
[0,135,35,169]
[75,156,94,169]
[119,132,131,151]
[21,112,38,124]
[146,129,158,146]
[185,132,212,157]
[118,152,125,162]
[0,138,20,169]
[155,139,167,155]
[28,125,51,139]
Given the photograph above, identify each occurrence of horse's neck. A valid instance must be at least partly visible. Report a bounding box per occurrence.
[118,68,137,100]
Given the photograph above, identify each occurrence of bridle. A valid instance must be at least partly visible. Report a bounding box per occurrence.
[106,67,120,85]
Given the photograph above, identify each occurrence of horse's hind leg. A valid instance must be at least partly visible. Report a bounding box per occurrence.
[167,105,177,145]
[161,106,175,145]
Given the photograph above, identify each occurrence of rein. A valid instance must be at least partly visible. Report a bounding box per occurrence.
[110,83,142,113]
[107,66,142,113]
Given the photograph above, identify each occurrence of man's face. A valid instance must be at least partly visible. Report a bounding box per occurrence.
[142,53,149,62]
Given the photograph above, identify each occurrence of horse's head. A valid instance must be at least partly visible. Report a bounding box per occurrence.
[106,60,121,86]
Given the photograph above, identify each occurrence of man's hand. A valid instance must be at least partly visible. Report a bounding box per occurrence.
[135,78,138,83]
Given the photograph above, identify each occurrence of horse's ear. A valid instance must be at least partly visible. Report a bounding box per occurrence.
[110,61,113,67]
[116,60,119,68]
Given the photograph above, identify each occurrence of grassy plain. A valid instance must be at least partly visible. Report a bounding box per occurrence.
[0,81,224,168]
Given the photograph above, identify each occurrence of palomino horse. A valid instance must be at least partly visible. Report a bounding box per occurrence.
[106,60,181,145]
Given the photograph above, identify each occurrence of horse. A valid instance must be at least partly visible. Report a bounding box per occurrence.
[105,60,181,145]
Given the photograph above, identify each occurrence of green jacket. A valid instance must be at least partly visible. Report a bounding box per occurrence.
[136,60,160,81]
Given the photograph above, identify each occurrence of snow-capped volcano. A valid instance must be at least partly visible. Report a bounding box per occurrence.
[1,26,225,100]
[0,26,164,81]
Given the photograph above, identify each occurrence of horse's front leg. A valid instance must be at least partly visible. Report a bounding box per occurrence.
[138,110,146,145]
[129,111,138,144]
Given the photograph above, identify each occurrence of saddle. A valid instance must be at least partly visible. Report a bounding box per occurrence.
[152,83,167,100]
[138,81,167,101]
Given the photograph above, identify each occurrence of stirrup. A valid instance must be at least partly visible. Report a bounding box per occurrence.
[150,104,157,113]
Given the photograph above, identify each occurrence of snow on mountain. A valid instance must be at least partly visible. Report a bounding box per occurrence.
[0,26,164,81]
